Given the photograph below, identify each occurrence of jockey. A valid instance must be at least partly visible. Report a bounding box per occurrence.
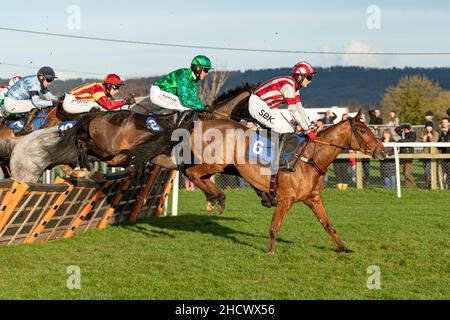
[150,55,213,127]
[63,74,135,114]
[4,67,59,133]
[248,61,316,139]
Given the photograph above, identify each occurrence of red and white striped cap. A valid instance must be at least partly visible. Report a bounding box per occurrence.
[291,61,316,76]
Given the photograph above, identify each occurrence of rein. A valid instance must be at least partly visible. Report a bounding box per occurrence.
[133,103,153,114]
[211,110,229,118]
[300,117,372,175]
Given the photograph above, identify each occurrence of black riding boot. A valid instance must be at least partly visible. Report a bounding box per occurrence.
[175,110,194,129]
[15,108,39,136]
[278,133,294,171]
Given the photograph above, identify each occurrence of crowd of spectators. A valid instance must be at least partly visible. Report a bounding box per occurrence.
[327,108,450,190]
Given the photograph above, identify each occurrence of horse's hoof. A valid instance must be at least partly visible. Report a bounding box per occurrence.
[260,200,272,208]
[90,172,106,180]
[206,202,215,215]
[216,205,225,215]
[337,246,353,253]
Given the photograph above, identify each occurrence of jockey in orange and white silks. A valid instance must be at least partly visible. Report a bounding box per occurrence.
[63,74,135,114]
[248,61,316,139]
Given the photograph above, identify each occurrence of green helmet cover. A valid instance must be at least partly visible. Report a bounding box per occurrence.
[191,55,212,70]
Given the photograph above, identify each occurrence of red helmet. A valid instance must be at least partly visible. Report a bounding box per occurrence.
[103,74,125,86]
[291,61,316,76]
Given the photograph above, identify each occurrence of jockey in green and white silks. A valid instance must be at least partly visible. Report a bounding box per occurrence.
[150,55,212,113]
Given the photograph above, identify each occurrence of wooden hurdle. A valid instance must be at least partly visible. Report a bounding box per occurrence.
[23,177,74,244]
[129,166,161,221]
[0,166,176,246]
[155,170,178,217]
[0,180,29,232]
[98,178,132,229]
[63,181,114,238]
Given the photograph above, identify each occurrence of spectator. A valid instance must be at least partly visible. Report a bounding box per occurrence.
[424,111,435,127]
[379,129,396,190]
[362,110,382,188]
[315,118,326,132]
[387,110,400,127]
[368,108,383,125]
[438,117,450,189]
[341,113,349,121]
[324,110,337,125]
[395,124,417,188]
[421,121,439,188]
[184,177,195,190]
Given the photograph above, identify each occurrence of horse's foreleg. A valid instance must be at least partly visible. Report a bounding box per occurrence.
[184,168,220,214]
[202,178,226,214]
[59,165,90,179]
[268,198,293,254]
[303,195,350,252]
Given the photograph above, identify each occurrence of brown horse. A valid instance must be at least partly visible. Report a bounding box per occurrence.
[181,109,386,253]
[55,84,256,174]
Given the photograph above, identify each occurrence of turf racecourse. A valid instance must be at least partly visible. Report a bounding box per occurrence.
[0,189,448,300]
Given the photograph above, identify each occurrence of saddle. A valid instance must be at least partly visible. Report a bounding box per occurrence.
[248,130,307,172]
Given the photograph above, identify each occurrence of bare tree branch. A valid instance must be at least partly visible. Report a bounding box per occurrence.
[198,70,230,105]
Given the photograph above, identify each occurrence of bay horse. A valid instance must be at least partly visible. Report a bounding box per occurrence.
[0,83,255,181]
[180,109,386,253]
[51,83,256,174]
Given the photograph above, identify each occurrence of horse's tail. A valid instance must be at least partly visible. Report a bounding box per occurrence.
[44,113,95,168]
[129,131,175,177]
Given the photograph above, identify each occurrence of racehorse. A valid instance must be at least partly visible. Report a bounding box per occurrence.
[179,109,386,253]
[47,83,256,174]
[0,83,255,181]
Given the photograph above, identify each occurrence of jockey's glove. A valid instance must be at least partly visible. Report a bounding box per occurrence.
[306,127,317,140]
[204,104,214,113]
[52,100,62,107]
[124,97,136,105]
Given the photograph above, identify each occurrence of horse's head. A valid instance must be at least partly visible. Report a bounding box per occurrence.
[347,109,386,160]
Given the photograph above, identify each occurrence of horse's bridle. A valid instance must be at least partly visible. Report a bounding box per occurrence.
[302,117,379,175]
[313,117,376,155]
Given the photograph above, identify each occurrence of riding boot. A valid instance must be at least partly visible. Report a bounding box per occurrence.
[175,110,194,129]
[278,133,295,172]
[15,108,39,136]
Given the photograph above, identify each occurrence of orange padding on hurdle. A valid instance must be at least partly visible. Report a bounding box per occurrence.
[98,179,132,229]
[0,180,30,232]
[129,166,161,222]
[24,177,74,244]
[63,180,113,238]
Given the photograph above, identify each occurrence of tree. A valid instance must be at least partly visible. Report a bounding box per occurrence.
[198,70,230,105]
[380,75,445,124]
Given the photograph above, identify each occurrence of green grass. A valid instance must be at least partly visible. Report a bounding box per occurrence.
[0,189,449,299]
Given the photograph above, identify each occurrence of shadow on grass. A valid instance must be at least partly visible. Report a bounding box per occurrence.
[115,213,292,252]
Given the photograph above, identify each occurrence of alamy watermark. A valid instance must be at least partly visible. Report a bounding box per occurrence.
[366,5,381,30]
[171,122,283,175]
[367,265,381,289]
[66,5,81,30]
[67,265,81,290]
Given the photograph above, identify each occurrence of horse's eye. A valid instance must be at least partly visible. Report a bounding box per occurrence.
[360,129,367,134]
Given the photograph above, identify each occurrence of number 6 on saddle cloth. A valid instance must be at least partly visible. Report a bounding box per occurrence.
[248,130,306,171]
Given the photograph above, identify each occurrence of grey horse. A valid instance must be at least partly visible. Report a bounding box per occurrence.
[0,126,85,182]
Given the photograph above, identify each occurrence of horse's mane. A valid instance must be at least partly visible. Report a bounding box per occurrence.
[212,82,257,105]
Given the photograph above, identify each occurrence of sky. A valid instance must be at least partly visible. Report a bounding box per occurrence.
[0,0,449,79]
